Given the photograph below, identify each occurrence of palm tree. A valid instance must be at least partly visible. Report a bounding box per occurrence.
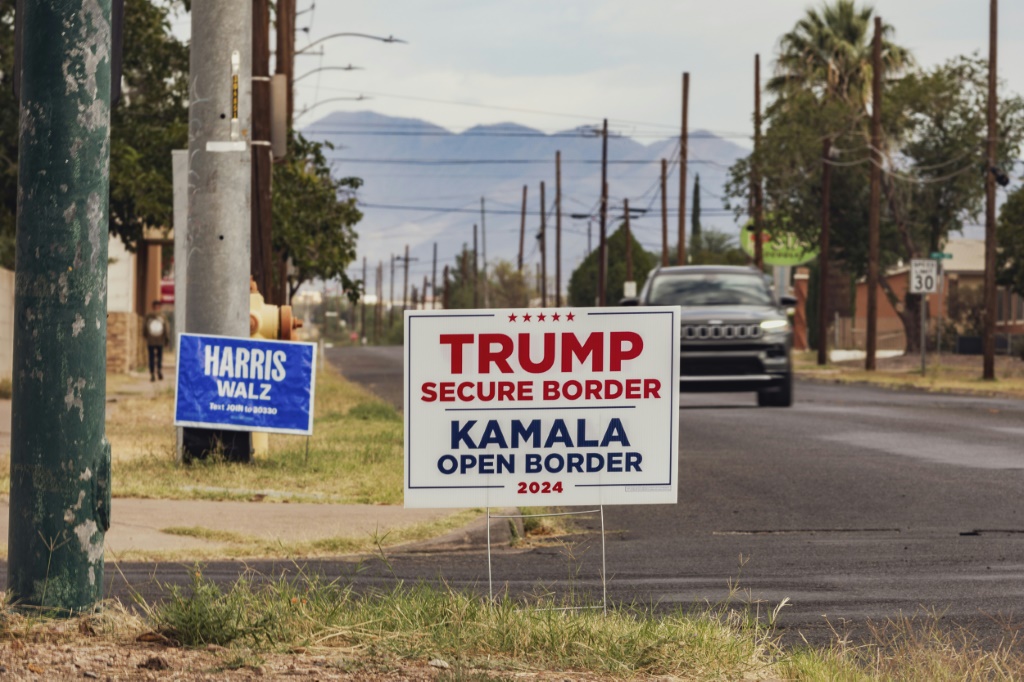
[768,0,911,110]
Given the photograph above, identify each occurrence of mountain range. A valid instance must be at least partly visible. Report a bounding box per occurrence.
[302,111,751,292]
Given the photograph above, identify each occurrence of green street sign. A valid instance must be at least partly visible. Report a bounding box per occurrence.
[740,221,818,266]
[929,251,953,260]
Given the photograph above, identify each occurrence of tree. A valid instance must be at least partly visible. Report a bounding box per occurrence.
[0,0,21,267]
[108,0,190,250]
[690,174,703,258]
[272,131,363,300]
[998,185,1024,299]
[568,224,656,306]
[444,257,530,310]
[693,229,748,266]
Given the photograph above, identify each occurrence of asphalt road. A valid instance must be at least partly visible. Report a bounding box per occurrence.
[320,345,1024,645]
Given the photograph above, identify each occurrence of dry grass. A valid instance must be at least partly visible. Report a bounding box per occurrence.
[796,351,1024,399]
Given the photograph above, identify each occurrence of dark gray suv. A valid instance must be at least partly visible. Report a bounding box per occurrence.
[624,265,794,407]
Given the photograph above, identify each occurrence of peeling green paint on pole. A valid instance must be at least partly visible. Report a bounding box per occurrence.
[8,0,113,613]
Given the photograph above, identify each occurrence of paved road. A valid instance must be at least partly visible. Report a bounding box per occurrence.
[321,345,1024,645]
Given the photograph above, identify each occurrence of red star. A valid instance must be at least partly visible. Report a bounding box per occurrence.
[522,313,532,322]
[508,313,517,322]
[537,313,547,322]
[552,313,561,321]
[566,311,575,321]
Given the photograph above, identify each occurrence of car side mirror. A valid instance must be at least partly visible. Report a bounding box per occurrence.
[779,295,797,307]
[619,297,639,307]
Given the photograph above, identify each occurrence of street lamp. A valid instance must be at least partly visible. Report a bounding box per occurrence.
[296,32,408,55]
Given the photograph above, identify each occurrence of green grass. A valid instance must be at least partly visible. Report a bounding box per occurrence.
[133,568,1024,680]
[109,366,407,503]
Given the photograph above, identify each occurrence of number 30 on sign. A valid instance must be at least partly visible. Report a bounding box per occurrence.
[910,259,939,294]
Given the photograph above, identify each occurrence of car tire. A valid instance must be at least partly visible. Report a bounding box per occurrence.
[757,372,793,408]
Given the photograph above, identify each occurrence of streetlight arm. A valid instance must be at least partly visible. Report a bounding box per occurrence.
[294,65,364,83]
[294,95,370,121]
[296,32,408,55]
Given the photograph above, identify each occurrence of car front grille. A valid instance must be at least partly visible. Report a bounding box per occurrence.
[681,323,762,341]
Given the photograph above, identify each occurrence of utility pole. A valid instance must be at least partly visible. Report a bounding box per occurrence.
[251,0,273,301]
[473,226,479,308]
[661,158,669,266]
[431,242,438,310]
[443,265,450,308]
[481,197,489,307]
[375,261,383,342]
[983,0,999,380]
[518,185,528,272]
[273,0,296,304]
[599,118,609,305]
[389,254,395,327]
[818,138,832,366]
[9,0,113,612]
[752,57,764,270]
[540,181,547,307]
[866,17,883,371]
[183,0,253,462]
[422,275,428,310]
[556,151,563,307]
[364,254,372,339]
[625,199,633,282]
[679,73,689,266]
[402,243,410,312]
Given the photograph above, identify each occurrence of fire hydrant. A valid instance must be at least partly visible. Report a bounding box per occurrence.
[250,280,302,456]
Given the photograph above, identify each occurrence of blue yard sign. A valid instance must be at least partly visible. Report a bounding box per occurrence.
[174,333,317,435]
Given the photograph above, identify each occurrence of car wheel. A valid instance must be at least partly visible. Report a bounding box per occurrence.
[757,373,793,407]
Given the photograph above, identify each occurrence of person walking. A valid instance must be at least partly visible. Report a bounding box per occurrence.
[144,301,170,381]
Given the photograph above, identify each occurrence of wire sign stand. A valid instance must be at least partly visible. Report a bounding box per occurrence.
[486,506,607,615]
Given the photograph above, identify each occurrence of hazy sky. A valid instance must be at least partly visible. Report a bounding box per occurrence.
[264,0,1024,139]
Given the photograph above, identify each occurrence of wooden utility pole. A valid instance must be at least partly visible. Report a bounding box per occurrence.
[443,265,450,308]
[402,244,410,312]
[376,261,383,342]
[556,151,563,307]
[661,158,669,266]
[422,276,428,310]
[431,242,438,309]
[473,225,479,307]
[540,181,547,307]
[599,118,609,305]
[274,0,296,303]
[480,198,489,307]
[866,17,883,371]
[252,0,274,301]
[388,253,395,327]
[752,56,764,270]
[360,257,367,340]
[624,199,633,282]
[983,0,999,380]
[679,73,689,265]
[518,185,528,272]
[818,138,832,366]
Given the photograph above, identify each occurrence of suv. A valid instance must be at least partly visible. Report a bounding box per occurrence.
[623,265,795,407]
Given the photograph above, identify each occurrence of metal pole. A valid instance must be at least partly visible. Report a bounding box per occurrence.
[556,151,562,307]
[518,185,527,272]
[9,0,113,612]
[600,505,607,615]
[983,0,998,380]
[661,158,669,267]
[921,294,927,375]
[486,508,493,602]
[866,17,883,371]
[599,119,609,305]
[937,263,944,357]
[540,181,547,307]
[818,137,832,366]
[679,73,689,266]
[184,0,253,462]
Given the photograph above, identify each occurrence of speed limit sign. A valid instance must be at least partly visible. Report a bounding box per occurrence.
[910,259,939,294]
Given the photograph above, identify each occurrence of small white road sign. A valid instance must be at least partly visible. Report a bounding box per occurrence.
[404,307,681,508]
[910,259,939,294]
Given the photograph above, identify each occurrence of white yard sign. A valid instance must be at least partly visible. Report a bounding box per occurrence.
[404,307,681,508]
[910,259,939,294]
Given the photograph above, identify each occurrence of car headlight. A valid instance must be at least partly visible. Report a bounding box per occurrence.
[760,319,789,332]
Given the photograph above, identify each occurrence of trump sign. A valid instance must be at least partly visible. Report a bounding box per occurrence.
[404,307,681,508]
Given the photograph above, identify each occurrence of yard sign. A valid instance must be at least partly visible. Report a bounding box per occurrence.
[404,307,681,508]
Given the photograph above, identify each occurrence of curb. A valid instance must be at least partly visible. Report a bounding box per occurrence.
[395,509,525,553]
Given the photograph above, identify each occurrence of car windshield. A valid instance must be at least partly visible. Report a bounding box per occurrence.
[648,272,775,307]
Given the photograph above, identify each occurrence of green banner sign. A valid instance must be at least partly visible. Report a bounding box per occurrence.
[740,221,819,266]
